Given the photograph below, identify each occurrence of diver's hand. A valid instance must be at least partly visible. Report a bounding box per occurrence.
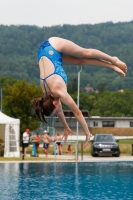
[83,134,92,148]
[62,127,75,142]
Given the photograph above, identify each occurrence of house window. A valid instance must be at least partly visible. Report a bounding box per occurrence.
[130,122,133,127]
[93,121,98,127]
[102,121,114,127]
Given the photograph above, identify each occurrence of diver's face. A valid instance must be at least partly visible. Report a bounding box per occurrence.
[52,99,62,115]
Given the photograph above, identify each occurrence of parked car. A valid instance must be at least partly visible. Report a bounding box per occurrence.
[91,134,120,157]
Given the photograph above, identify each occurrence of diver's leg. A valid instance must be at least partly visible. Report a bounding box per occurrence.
[49,37,127,72]
[62,54,126,76]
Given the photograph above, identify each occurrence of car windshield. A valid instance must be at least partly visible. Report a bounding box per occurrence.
[95,135,115,142]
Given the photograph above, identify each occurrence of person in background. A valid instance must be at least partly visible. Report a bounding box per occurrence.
[0,143,4,156]
[22,128,30,156]
[42,130,51,157]
[34,132,41,157]
[66,144,74,154]
[54,133,62,155]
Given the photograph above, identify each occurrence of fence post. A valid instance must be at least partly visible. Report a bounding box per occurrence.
[131,144,133,156]
[22,141,24,160]
[81,142,83,161]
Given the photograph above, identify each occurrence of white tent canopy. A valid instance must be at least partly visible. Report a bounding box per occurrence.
[0,111,20,157]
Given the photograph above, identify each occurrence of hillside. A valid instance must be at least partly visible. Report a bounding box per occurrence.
[0,21,133,90]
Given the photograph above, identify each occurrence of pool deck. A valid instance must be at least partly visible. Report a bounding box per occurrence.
[0,135,133,163]
[0,154,133,163]
[37,154,133,162]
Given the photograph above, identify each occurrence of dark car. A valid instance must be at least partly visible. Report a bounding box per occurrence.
[91,134,120,157]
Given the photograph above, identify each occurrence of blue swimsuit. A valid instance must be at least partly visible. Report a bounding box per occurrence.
[38,40,67,94]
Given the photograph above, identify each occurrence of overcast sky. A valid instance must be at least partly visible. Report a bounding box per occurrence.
[0,0,133,27]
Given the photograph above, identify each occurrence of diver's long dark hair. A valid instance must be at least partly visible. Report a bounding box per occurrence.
[31,95,55,123]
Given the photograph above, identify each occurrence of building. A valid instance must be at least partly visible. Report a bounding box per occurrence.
[89,116,133,128]
[54,110,90,135]
[84,87,94,93]
[54,111,133,136]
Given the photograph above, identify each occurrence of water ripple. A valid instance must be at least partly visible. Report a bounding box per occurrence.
[0,162,133,199]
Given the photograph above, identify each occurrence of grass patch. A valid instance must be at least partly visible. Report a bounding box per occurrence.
[119,139,133,144]
[0,139,133,161]
[0,157,64,162]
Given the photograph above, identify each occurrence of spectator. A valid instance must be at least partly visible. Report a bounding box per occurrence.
[22,128,30,156]
[66,144,74,154]
[54,133,62,155]
[42,130,51,157]
[34,132,41,157]
[0,143,4,156]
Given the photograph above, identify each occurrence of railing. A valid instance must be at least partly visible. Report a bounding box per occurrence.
[54,141,84,162]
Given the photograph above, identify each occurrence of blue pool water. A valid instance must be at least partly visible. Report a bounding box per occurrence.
[0,162,133,200]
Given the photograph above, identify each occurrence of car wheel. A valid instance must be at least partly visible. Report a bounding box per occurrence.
[91,150,98,157]
[114,151,120,157]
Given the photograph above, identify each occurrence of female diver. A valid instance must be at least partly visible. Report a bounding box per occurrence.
[31,37,127,148]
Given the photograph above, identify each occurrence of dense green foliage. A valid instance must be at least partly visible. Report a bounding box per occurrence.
[1,77,133,120]
[67,89,133,117]
[2,79,42,135]
[0,21,133,90]
[1,22,133,134]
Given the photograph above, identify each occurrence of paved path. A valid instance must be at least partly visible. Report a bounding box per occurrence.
[38,154,133,162]
[1,154,133,163]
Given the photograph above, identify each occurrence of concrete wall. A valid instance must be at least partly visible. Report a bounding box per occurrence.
[89,119,132,128]
[54,117,133,136]
[115,120,130,127]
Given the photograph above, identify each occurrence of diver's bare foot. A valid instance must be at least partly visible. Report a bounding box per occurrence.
[113,66,126,76]
[113,57,127,72]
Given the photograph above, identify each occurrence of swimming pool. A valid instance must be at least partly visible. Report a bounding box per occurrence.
[0,162,133,200]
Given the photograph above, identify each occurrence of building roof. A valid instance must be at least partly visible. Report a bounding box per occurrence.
[63,110,90,117]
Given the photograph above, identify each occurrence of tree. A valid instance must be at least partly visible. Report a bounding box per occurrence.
[3,80,42,136]
[67,78,77,93]
[0,76,17,87]
[90,89,133,117]
[1,22,133,90]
